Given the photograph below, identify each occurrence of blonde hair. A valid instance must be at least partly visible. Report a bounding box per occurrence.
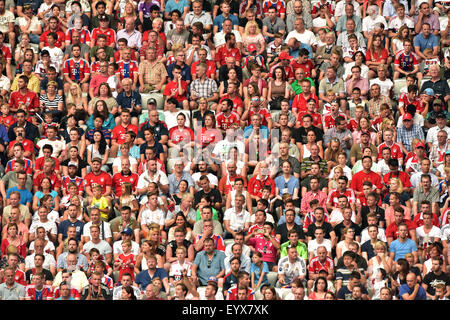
[374,241,386,251]
[389,177,404,193]
[244,20,261,36]
[66,83,83,102]
[380,118,394,132]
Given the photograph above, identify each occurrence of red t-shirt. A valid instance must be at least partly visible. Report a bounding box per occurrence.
[350,170,383,193]
[297,111,322,127]
[382,171,412,189]
[112,124,138,144]
[413,213,440,228]
[323,113,347,130]
[247,108,271,127]
[196,127,222,148]
[386,219,417,240]
[33,172,61,190]
[216,111,240,131]
[0,114,16,128]
[377,142,403,160]
[247,176,276,198]
[163,80,188,102]
[219,95,243,113]
[291,59,314,78]
[191,60,216,78]
[168,126,194,145]
[8,139,34,155]
[40,30,66,48]
[215,46,242,66]
[91,27,116,47]
[9,90,40,114]
[84,171,112,194]
[112,172,139,197]
[292,93,318,113]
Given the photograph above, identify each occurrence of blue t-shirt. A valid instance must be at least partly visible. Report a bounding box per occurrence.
[214,14,239,32]
[6,187,33,205]
[250,261,269,287]
[413,33,439,53]
[116,91,142,111]
[58,219,84,242]
[165,0,189,13]
[399,283,427,300]
[135,268,168,291]
[389,238,418,261]
[274,175,300,197]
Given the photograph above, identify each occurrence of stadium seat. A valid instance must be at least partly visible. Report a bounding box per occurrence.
[393,79,407,99]
[267,272,278,287]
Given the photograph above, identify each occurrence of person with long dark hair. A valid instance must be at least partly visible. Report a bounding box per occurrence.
[86,129,110,172]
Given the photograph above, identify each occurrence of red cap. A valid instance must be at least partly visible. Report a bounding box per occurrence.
[415,141,425,148]
[279,52,292,60]
[248,44,257,53]
[403,113,413,121]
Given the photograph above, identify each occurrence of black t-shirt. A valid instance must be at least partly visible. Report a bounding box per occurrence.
[334,222,361,242]
[25,268,54,284]
[307,222,334,240]
[336,254,368,270]
[61,158,88,178]
[167,239,193,258]
[422,272,450,295]
[360,206,385,229]
[194,188,223,208]
[300,176,329,191]
[138,121,169,143]
[293,126,324,145]
[192,110,215,126]
[218,65,243,83]
[275,223,305,244]
[81,284,112,300]
[215,0,240,16]
[239,17,263,30]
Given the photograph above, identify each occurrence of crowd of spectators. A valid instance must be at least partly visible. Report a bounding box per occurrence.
[0,0,448,301]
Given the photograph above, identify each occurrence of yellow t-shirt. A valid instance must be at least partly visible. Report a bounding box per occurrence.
[91,196,110,220]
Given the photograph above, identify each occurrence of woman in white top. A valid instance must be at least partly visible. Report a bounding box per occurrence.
[336,227,359,259]
[112,143,138,174]
[300,129,324,159]
[86,130,111,172]
[225,178,252,213]
[367,241,393,280]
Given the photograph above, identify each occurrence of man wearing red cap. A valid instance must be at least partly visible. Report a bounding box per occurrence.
[269,51,295,80]
[242,44,265,71]
[396,112,425,154]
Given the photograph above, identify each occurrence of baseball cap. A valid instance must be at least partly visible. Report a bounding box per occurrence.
[424,88,434,96]
[92,157,102,163]
[68,161,77,167]
[415,141,425,149]
[436,112,447,119]
[99,14,108,21]
[360,130,370,136]
[402,113,413,121]
[433,99,443,105]
[147,98,157,105]
[279,52,292,60]
[248,44,257,53]
[207,276,218,285]
[121,227,133,235]
[306,98,317,104]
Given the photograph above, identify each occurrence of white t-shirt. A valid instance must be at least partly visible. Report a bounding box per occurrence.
[0,74,10,92]
[136,170,169,193]
[163,110,191,130]
[28,240,55,254]
[362,15,387,33]
[140,207,165,226]
[191,172,218,190]
[307,238,332,256]
[223,208,251,232]
[416,225,441,247]
[370,78,394,97]
[18,16,41,32]
[360,227,387,244]
[82,221,112,241]
[25,252,56,270]
[112,156,137,172]
[388,16,415,31]
[396,113,424,128]
[285,29,318,47]
[334,1,361,19]
[0,10,15,33]
[113,240,140,255]
[43,46,65,68]
[29,220,57,241]
[37,139,65,158]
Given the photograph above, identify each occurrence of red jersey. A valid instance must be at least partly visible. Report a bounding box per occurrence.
[114,49,138,62]
[377,142,403,160]
[247,175,275,198]
[9,90,40,114]
[215,46,242,66]
[163,80,188,102]
[219,95,243,113]
[441,209,450,227]
[413,212,440,228]
[312,2,334,14]
[34,156,60,174]
[25,284,53,300]
[269,62,295,80]
[382,171,412,189]
[216,111,240,131]
[53,287,81,300]
[226,286,255,300]
[193,234,225,251]
[5,157,33,176]
[399,94,422,113]
[87,274,114,290]
[218,174,247,195]
[116,253,136,281]
[61,176,84,194]
[168,126,194,145]
[348,118,359,131]
[191,60,216,79]
[297,111,322,127]
[91,27,116,47]
[303,211,330,232]
[112,172,139,197]
[33,172,61,190]
[262,0,286,16]
[386,219,417,240]
[308,256,335,274]
[84,171,112,194]
[0,44,11,60]
[196,127,222,148]
[0,114,16,128]
[247,108,271,127]
[394,49,419,72]
[8,139,34,155]
[351,170,383,193]
[366,48,388,63]
[63,58,90,82]
[323,113,347,130]
[90,61,101,73]
[291,59,314,78]
[40,30,66,48]
[292,93,319,113]
[111,123,138,144]
[116,60,139,81]
[327,188,356,207]
[4,268,27,286]
[65,28,91,45]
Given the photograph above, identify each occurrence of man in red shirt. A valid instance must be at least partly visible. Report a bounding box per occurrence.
[247,162,275,203]
[216,99,240,134]
[7,128,34,161]
[9,75,40,115]
[382,159,412,194]
[218,164,247,196]
[112,158,139,197]
[111,109,138,157]
[214,33,241,68]
[225,271,255,300]
[84,158,113,201]
[386,207,417,245]
[377,128,404,165]
[39,16,66,50]
[33,144,61,178]
[219,82,243,115]
[291,48,316,79]
[327,175,356,212]
[191,47,216,80]
[351,156,383,195]
[90,15,116,48]
[292,78,319,114]
[269,51,295,80]
[413,201,440,227]
[296,98,323,129]
[163,65,189,109]
[33,158,61,193]
[0,31,12,80]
